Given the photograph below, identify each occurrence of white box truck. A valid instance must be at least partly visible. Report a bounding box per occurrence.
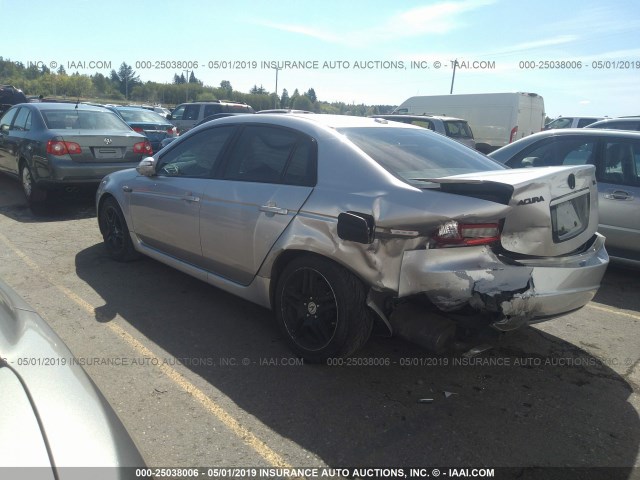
[393,92,545,153]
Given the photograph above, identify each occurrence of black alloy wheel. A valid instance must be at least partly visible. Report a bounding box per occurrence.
[275,256,373,362]
[99,197,139,262]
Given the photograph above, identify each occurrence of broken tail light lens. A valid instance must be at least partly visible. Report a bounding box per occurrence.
[133,141,153,155]
[434,220,501,247]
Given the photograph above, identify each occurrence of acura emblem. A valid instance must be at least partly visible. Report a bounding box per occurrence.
[103,138,113,145]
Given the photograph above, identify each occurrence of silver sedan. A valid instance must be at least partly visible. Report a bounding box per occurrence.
[0,278,146,476]
[96,114,609,361]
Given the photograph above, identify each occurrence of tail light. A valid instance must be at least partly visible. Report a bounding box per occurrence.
[166,126,177,136]
[434,221,501,247]
[132,126,144,133]
[133,141,153,155]
[47,140,82,156]
[509,126,518,143]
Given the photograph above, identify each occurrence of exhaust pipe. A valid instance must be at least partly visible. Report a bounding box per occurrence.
[390,303,457,353]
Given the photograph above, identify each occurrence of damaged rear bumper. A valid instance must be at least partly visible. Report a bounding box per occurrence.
[398,233,609,330]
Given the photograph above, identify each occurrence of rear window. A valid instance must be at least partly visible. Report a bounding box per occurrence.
[444,120,473,139]
[225,104,255,113]
[117,109,168,123]
[42,110,129,131]
[339,127,504,184]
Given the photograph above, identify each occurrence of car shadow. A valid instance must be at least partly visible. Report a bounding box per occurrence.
[592,263,640,312]
[0,174,96,223]
[75,244,639,472]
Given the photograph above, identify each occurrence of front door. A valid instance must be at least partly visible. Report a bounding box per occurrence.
[129,125,236,266]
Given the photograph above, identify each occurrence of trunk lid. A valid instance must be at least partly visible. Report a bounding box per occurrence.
[51,130,145,163]
[429,165,598,257]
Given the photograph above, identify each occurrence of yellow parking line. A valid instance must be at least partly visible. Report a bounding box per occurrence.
[587,303,640,321]
[0,231,293,470]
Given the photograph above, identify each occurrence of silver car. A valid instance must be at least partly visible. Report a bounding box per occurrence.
[97,115,609,361]
[0,278,146,476]
[490,128,640,267]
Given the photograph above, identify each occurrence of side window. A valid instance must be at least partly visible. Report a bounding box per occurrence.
[0,107,18,132]
[599,141,639,186]
[170,105,185,120]
[12,108,32,131]
[204,104,221,117]
[157,126,234,178]
[508,138,596,168]
[183,105,200,121]
[222,126,316,185]
[577,118,598,128]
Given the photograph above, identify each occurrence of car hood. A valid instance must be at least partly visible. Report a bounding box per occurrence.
[425,165,599,256]
[0,279,145,475]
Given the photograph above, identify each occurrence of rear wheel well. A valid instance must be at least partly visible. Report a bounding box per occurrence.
[269,250,367,309]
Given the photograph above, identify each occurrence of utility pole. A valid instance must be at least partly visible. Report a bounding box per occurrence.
[183,69,190,102]
[274,67,280,108]
[450,59,458,94]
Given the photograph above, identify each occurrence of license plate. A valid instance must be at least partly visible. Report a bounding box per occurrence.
[94,147,123,159]
[551,192,590,243]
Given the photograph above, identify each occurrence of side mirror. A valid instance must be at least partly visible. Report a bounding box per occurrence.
[337,211,375,244]
[521,156,542,168]
[136,156,156,176]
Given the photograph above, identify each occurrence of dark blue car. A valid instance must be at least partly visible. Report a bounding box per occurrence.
[107,106,177,152]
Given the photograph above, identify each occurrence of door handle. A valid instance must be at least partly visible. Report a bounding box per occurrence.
[604,190,633,200]
[260,204,288,215]
[182,192,200,202]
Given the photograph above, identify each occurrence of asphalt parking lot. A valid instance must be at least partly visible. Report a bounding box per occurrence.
[0,174,638,478]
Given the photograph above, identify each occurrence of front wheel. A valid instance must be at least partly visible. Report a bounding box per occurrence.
[98,197,139,262]
[275,256,373,363]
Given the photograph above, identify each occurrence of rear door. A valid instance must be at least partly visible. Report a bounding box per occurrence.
[596,137,640,261]
[199,124,316,285]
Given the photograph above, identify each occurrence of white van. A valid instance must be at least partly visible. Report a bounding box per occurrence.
[393,92,545,153]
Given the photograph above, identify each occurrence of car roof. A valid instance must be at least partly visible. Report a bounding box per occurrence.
[185,113,424,139]
[16,102,111,112]
[373,114,467,122]
[587,117,640,125]
[526,128,640,139]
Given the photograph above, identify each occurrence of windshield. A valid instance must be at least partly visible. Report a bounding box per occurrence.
[339,127,504,184]
[42,110,130,131]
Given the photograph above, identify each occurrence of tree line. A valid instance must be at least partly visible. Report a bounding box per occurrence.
[0,58,395,115]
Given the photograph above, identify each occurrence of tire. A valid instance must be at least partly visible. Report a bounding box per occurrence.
[20,163,47,206]
[274,256,373,363]
[98,197,139,262]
